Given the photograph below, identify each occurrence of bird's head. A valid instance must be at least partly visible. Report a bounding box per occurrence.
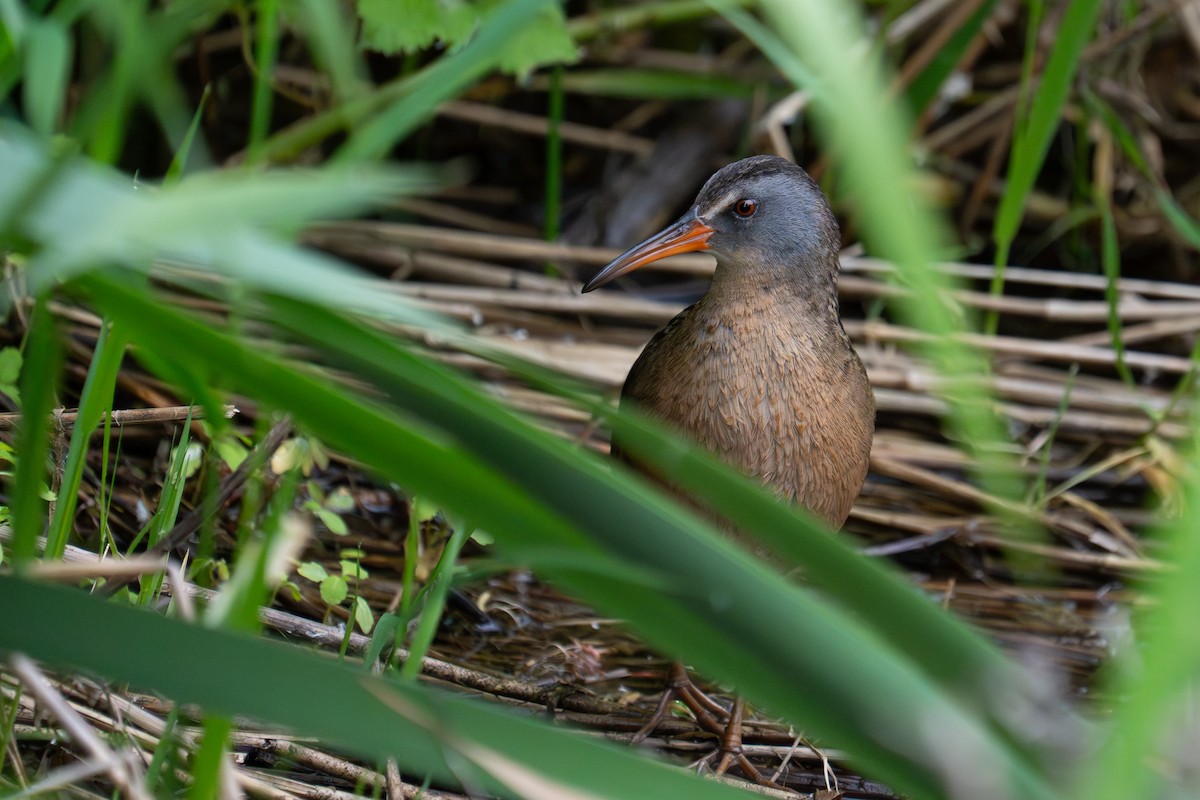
[582,155,840,293]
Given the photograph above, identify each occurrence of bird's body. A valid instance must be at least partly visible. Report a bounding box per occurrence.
[620,267,872,527]
[587,155,874,529]
[582,155,875,774]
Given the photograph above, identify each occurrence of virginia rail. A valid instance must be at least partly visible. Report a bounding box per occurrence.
[583,155,875,780]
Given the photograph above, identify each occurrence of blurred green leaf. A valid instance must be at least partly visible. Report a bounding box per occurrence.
[359,0,473,53]
[0,123,452,328]
[359,0,576,78]
[315,505,348,535]
[22,17,70,135]
[0,574,760,800]
[1075,414,1200,799]
[297,561,328,582]
[0,346,21,404]
[10,298,61,567]
[353,595,374,633]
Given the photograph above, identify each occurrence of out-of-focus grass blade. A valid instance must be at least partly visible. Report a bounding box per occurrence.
[293,0,367,101]
[748,1,1025,512]
[0,2,30,101]
[337,0,553,163]
[989,0,1104,329]
[164,83,211,184]
[569,0,751,41]
[247,0,280,163]
[453,336,1080,759]
[22,17,70,135]
[1086,89,1200,252]
[9,298,62,567]
[74,277,1056,799]
[0,574,759,800]
[903,0,996,115]
[716,2,821,101]
[1075,416,1200,800]
[0,123,451,327]
[554,69,761,100]
[1098,205,1133,386]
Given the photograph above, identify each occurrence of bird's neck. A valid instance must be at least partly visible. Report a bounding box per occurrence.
[705,254,842,327]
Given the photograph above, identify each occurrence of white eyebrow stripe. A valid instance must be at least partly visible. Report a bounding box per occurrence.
[702,187,748,217]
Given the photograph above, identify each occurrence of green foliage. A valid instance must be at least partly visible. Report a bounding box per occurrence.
[1,1,1198,798]
[988,0,1105,330]
[358,0,578,78]
[0,347,22,405]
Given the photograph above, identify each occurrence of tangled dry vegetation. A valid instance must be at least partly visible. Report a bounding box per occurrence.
[6,1,1200,798]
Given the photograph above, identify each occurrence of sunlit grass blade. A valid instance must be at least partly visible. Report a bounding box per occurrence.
[44,320,127,559]
[988,0,1104,333]
[9,297,62,567]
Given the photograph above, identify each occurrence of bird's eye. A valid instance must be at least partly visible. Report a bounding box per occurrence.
[733,198,758,217]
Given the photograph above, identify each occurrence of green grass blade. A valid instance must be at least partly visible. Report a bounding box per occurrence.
[165,83,211,184]
[247,0,280,163]
[22,17,70,135]
[903,0,996,115]
[0,574,758,800]
[556,68,760,100]
[293,0,366,101]
[1074,416,1200,799]
[9,297,62,567]
[1099,204,1133,387]
[543,65,563,244]
[400,523,469,681]
[747,0,1026,521]
[989,0,1104,332]
[44,320,126,559]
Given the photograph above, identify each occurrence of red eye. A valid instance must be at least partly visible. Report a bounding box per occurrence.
[733,198,758,217]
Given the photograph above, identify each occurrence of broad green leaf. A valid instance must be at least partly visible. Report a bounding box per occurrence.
[320,574,348,605]
[353,595,374,633]
[297,561,328,582]
[316,506,348,535]
[359,0,575,77]
[359,0,474,53]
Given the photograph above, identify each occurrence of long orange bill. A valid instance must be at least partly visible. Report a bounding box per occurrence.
[582,209,714,292]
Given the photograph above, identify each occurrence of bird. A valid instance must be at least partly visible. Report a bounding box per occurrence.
[582,154,875,781]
